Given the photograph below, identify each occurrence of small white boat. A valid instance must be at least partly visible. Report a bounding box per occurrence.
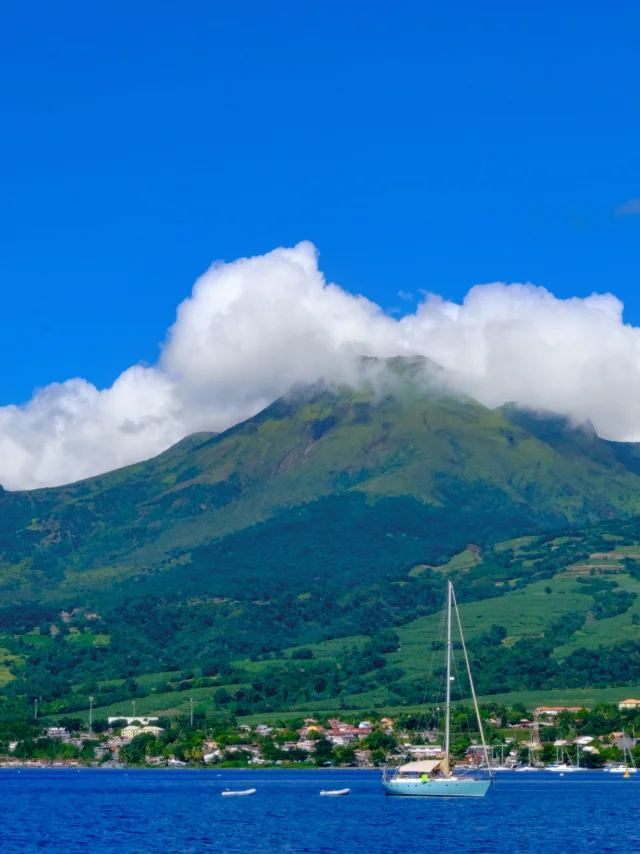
[320,788,350,796]
[221,788,256,796]
[606,765,637,774]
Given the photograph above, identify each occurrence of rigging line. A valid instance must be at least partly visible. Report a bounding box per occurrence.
[451,584,493,777]
[450,642,473,753]
[416,588,447,732]
[430,594,448,733]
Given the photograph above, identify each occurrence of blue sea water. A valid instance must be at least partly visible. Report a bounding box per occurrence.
[1,769,639,853]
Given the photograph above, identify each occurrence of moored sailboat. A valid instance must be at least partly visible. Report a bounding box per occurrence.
[382,582,493,798]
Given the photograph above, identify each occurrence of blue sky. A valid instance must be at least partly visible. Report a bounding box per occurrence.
[1,0,639,407]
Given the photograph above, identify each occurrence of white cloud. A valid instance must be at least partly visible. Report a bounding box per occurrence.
[2,240,640,490]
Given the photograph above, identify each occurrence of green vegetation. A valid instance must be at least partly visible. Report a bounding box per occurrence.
[2,367,640,727]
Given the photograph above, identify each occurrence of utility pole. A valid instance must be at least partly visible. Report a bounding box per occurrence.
[132,700,136,719]
[190,697,194,727]
[89,696,94,734]
[34,698,38,720]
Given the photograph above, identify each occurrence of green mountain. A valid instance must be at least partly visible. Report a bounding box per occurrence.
[3,361,640,720]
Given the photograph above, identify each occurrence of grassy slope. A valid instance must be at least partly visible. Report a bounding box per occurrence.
[389,575,596,680]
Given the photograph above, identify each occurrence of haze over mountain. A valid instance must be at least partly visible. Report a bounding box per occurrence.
[4,243,640,490]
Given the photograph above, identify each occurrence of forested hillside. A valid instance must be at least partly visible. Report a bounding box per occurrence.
[3,361,640,723]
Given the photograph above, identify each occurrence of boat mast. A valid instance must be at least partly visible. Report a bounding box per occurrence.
[451,584,493,777]
[444,581,452,760]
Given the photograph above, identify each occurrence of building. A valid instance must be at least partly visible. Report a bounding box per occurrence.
[108,716,159,726]
[120,725,164,740]
[618,699,640,710]
[46,727,68,739]
[354,749,372,765]
[507,719,533,729]
[327,733,356,747]
[613,734,638,751]
[404,745,444,758]
[534,706,590,717]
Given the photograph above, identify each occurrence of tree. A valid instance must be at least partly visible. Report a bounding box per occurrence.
[292,648,313,660]
[313,738,334,766]
[58,717,83,733]
[363,731,396,751]
[370,749,386,766]
[214,688,232,706]
[333,746,357,766]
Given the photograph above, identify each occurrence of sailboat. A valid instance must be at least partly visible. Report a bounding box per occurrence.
[546,742,578,772]
[605,732,638,773]
[382,582,493,798]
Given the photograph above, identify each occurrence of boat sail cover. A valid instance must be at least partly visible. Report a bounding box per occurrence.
[396,759,449,775]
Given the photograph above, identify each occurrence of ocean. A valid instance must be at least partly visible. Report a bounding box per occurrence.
[1,769,638,853]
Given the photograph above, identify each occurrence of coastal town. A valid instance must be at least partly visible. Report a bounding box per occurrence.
[2,699,640,771]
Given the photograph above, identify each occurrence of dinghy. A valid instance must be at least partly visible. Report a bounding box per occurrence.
[221,788,256,796]
[320,788,350,796]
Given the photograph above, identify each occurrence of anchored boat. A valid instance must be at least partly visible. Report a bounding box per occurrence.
[221,788,256,796]
[320,788,351,796]
[382,581,493,798]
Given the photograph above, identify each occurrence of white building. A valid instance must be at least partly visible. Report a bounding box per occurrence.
[121,725,164,739]
[618,699,640,710]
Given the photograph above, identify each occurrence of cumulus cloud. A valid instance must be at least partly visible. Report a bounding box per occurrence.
[2,240,640,490]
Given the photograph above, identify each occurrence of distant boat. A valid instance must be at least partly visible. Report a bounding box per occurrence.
[382,582,493,798]
[547,745,582,772]
[320,788,350,796]
[221,788,256,796]
[516,745,542,771]
[604,733,637,774]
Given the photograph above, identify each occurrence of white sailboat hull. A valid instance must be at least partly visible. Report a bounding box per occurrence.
[383,777,492,798]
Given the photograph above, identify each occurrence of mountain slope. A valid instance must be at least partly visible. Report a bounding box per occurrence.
[4,369,640,606]
[4,362,640,719]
